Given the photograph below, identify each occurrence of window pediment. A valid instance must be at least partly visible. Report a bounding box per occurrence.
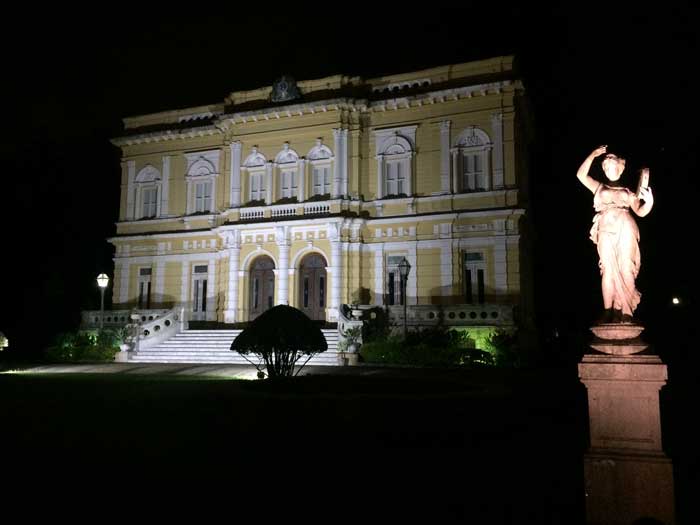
[454,127,492,149]
[274,143,299,164]
[135,164,161,183]
[307,140,333,160]
[185,150,221,176]
[243,148,267,168]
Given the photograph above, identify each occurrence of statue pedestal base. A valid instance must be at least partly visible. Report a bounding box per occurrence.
[579,331,674,525]
[114,351,131,363]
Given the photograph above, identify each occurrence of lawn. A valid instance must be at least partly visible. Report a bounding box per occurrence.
[0,365,695,524]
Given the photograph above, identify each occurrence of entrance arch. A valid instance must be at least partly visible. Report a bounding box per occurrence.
[298,253,327,321]
[249,255,275,321]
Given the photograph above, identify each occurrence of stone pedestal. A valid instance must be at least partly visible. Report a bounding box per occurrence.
[114,350,131,363]
[579,324,674,524]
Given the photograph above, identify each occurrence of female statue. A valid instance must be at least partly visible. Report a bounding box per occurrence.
[576,146,654,323]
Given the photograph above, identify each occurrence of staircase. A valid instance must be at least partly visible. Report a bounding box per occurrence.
[129,329,340,366]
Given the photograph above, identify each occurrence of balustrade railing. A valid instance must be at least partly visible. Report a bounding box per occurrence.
[134,306,187,351]
[238,200,336,222]
[81,309,170,329]
[303,202,331,215]
[387,303,514,326]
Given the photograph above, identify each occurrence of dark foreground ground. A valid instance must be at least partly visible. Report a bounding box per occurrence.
[0,363,696,524]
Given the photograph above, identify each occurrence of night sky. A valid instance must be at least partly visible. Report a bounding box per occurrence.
[1,6,698,359]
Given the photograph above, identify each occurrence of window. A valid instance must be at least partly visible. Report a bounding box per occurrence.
[192,265,208,320]
[133,164,161,220]
[454,127,492,193]
[464,252,486,304]
[141,187,158,218]
[194,181,212,213]
[375,129,415,199]
[249,172,265,201]
[312,165,331,196]
[385,160,407,196]
[462,153,485,192]
[386,255,406,305]
[185,152,219,214]
[138,268,152,309]
[279,169,298,199]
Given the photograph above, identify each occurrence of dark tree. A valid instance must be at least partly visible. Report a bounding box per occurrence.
[230,305,327,378]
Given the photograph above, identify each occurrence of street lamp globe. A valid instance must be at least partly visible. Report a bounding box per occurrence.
[398,258,411,280]
[97,273,109,289]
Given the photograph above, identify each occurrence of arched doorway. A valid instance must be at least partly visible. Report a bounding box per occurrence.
[298,253,327,321]
[249,255,275,321]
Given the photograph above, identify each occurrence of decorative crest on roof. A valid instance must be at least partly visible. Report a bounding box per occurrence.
[270,75,301,103]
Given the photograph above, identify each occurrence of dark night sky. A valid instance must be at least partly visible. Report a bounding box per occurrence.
[1,6,698,358]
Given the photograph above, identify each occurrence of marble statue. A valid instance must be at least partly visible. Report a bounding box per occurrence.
[577,146,654,323]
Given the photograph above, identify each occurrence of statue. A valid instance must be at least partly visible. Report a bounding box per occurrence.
[576,145,654,324]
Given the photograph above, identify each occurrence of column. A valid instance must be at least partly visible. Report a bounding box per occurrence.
[375,155,384,199]
[451,149,460,193]
[276,226,290,305]
[440,120,451,193]
[374,245,384,305]
[491,112,504,189]
[180,261,189,306]
[126,160,136,220]
[408,245,417,305]
[230,141,242,207]
[297,158,306,202]
[330,240,341,320]
[341,129,349,197]
[332,128,342,198]
[155,259,165,306]
[161,155,170,216]
[265,162,273,204]
[118,260,130,305]
[225,231,241,323]
[206,258,216,321]
[493,238,508,296]
[440,240,453,296]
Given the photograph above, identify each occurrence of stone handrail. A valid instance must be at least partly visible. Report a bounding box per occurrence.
[387,303,514,326]
[134,306,187,351]
[81,309,170,329]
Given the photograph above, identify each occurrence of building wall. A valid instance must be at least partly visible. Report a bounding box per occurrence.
[108,56,533,326]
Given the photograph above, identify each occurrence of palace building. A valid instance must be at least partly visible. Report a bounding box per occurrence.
[94,55,534,361]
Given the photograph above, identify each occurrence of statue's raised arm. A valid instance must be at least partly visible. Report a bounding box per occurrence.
[577,145,608,193]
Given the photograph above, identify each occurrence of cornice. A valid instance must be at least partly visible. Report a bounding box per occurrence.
[111,123,223,147]
[110,80,516,148]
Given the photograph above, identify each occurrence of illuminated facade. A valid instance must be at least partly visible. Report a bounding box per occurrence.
[107,56,533,334]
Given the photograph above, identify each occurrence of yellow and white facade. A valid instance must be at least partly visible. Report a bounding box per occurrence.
[109,56,533,329]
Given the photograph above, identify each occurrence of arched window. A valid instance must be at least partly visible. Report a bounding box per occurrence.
[375,128,415,199]
[243,148,268,203]
[307,140,333,197]
[274,143,299,200]
[185,151,220,214]
[134,165,161,219]
[452,127,493,193]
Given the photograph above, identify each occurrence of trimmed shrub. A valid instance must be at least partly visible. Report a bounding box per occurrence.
[45,329,120,363]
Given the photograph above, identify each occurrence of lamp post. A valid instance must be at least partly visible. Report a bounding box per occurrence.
[398,257,411,340]
[97,273,109,330]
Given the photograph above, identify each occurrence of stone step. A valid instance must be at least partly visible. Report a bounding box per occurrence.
[130,355,339,364]
[130,327,342,366]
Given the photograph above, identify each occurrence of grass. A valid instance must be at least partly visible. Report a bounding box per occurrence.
[0,365,696,524]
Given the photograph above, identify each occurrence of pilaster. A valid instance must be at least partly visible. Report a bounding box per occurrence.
[230,141,242,207]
